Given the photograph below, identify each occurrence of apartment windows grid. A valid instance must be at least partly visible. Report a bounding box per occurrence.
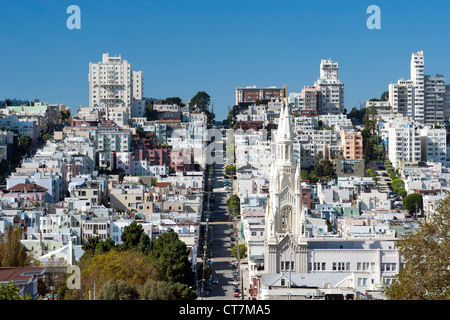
[332,262,351,271]
[357,262,376,271]
[381,263,397,272]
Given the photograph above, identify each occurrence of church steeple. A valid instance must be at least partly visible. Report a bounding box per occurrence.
[276,103,294,165]
[265,100,308,274]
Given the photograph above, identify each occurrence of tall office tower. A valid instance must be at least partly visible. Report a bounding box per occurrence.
[314,59,345,115]
[89,53,145,118]
[410,50,425,123]
[424,74,445,125]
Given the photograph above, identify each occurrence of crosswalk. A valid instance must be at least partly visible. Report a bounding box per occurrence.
[200,221,234,225]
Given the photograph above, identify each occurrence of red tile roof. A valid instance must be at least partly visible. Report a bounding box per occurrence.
[5,183,48,193]
[0,267,46,283]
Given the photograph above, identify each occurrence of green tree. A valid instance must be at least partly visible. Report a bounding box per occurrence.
[232,244,247,260]
[0,225,31,267]
[98,279,138,300]
[227,194,240,217]
[120,222,151,254]
[189,91,210,113]
[149,231,194,286]
[301,169,310,181]
[60,109,71,122]
[0,159,10,174]
[384,193,450,300]
[81,236,100,257]
[42,133,53,141]
[403,193,423,215]
[225,164,236,176]
[165,97,182,106]
[137,279,176,300]
[0,280,33,300]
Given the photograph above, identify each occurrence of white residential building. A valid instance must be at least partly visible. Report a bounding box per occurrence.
[314,59,345,115]
[420,127,447,163]
[411,50,425,123]
[387,124,421,169]
[89,53,145,118]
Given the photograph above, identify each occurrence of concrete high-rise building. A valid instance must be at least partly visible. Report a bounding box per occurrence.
[389,50,445,125]
[389,79,414,118]
[420,127,447,164]
[89,53,145,119]
[410,50,425,123]
[388,124,421,169]
[445,84,450,123]
[314,59,344,115]
[424,74,446,125]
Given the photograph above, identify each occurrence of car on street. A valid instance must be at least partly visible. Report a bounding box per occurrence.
[213,278,219,285]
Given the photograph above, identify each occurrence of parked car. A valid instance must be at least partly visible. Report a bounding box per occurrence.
[213,278,219,285]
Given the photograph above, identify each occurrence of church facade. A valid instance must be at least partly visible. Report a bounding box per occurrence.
[264,103,309,274]
[259,103,402,299]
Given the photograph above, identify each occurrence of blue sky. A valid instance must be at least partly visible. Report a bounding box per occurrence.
[1,0,449,120]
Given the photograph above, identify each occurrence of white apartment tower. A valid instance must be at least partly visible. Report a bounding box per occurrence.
[411,50,425,123]
[314,59,345,115]
[89,53,145,119]
[424,74,445,125]
[388,124,421,169]
[389,50,445,125]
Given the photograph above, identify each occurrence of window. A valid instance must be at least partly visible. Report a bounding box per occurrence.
[358,278,368,287]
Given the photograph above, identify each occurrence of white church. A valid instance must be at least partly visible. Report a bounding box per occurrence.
[256,103,402,300]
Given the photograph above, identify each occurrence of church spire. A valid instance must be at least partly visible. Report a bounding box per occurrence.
[277,102,293,142]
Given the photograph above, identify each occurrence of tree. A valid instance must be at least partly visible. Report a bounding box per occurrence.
[381,91,389,101]
[227,194,240,217]
[0,159,10,176]
[42,133,53,141]
[225,164,236,176]
[60,109,71,122]
[137,279,176,300]
[232,244,247,260]
[149,231,194,286]
[384,193,450,300]
[19,134,33,155]
[165,97,182,106]
[78,250,157,300]
[301,169,310,181]
[98,279,138,300]
[189,91,210,113]
[403,193,423,215]
[0,225,31,267]
[120,222,151,254]
[0,280,33,300]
